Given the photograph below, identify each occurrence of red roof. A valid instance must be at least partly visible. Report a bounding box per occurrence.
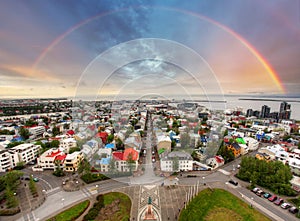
[46,149,63,158]
[67,130,75,135]
[55,154,66,161]
[215,155,224,163]
[96,132,108,143]
[123,148,139,161]
[113,152,124,161]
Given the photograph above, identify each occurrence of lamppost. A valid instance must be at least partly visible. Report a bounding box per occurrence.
[250,197,254,208]
[61,198,65,207]
[202,176,206,185]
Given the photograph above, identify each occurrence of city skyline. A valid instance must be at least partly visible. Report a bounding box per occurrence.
[0,0,299,98]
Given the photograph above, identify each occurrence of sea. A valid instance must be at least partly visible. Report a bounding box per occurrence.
[74,94,300,121]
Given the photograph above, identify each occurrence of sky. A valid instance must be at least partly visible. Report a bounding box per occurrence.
[0,0,299,99]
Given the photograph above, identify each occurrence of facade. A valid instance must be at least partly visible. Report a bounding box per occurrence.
[59,138,77,153]
[28,126,45,138]
[63,151,84,172]
[160,151,193,172]
[226,143,241,158]
[11,143,41,164]
[0,150,18,172]
[157,135,172,153]
[37,148,66,170]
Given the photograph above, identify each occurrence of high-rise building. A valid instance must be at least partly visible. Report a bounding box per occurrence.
[260,105,270,118]
[279,101,291,120]
[246,109,253,117]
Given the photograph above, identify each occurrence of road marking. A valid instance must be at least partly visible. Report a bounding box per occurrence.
[38,177,52,189]
[218,169,231,175]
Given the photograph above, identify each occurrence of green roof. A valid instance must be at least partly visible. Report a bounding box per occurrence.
[235,137,246,144]
[158,148,166,155]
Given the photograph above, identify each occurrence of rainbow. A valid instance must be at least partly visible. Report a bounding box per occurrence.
[32,6,285,93]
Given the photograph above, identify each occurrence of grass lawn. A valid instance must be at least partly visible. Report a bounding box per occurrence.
[179,188,271,221]
[47,200,90,221]
[102,192,131,221]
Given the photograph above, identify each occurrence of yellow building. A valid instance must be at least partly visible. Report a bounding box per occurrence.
[255,152,271,162]
[63,151,84,172]
[226,143,241,158]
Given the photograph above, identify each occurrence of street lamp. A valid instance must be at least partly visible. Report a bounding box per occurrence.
[250,197,254,208]
[61,198,65,207]
[202,176,206,185]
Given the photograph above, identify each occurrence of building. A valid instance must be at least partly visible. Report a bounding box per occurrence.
[206,155,225,169]
[112,148,139,172]
[28,126,45,138]
[63,151,84,172]
[11,143,41,165]
[160,151,193,172]
[279,101,291,120]
[226,143,241,158]
[246,109,253,117]
[260,105,270,118]
[157,135,172,153]
[59,138,77,153]
[0,149,18,172]
[37,148,66,170]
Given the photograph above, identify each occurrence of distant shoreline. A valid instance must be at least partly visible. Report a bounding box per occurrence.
[239,98,300,103]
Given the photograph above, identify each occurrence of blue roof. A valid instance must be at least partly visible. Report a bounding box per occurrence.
[105,143,115,149]
[100,158,111,165]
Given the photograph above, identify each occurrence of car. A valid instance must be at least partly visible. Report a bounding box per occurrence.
[268,195,278,202]
[33,177,39,182]
[263,192,272,199]
[228,179,238,186]
[252,187,260,193]
[274,198,284,206]
[289,206,299,214]
[280,203,291,209]
[256,190,265,197]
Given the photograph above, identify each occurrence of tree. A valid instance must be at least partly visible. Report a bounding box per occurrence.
[50,140,60,148]
[172,156,179,172]
[126,153,135,175]
[109,157,117,174]
[19,127,30,140]
[6,141,24,149]
[5,187,18,208]
[78,159,91,176]
[115,138,124,150]
[107,134,114,143]
[69,147,81,154]
[53,160,65,177]
[52,126,60,137]
[216,145,235,163]
[180,133,190,148]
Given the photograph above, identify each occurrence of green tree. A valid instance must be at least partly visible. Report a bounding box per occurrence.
[109,157,117,174]
[217,145,235,163]
[126,153,135,175]
[6,141,24,149]
[52,126,60,137]
[69,147,81,154]
[53,160,65,177]
[107,134,114,143]
[50,140,60,148]
[180,133,190,148]
[5,187,18,208]
[19,127,30,140]
[172,156,179,172]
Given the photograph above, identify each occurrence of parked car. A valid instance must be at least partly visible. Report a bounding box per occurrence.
[268,195,278,202]
[263,192,272,199]
[33,177,39,182]
[280,203,291,209]
[228,179,238,186]
[252,187,260,193]
[289,206,299,214]
[274,198,284,206]
[256,190,265,197]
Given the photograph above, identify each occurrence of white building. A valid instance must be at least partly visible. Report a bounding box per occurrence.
[37,148,66,170]
[160,151,193,172]
[59,138,77,153]
[11,143,41,165]
[29,126,45,138]
[0,149,18,172]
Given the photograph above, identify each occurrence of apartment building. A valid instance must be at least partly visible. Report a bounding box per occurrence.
[11,143,41,164]
[59,138,77,153]
[37,148,66,170]
[160,151,193,172]
[63,151,83,172]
